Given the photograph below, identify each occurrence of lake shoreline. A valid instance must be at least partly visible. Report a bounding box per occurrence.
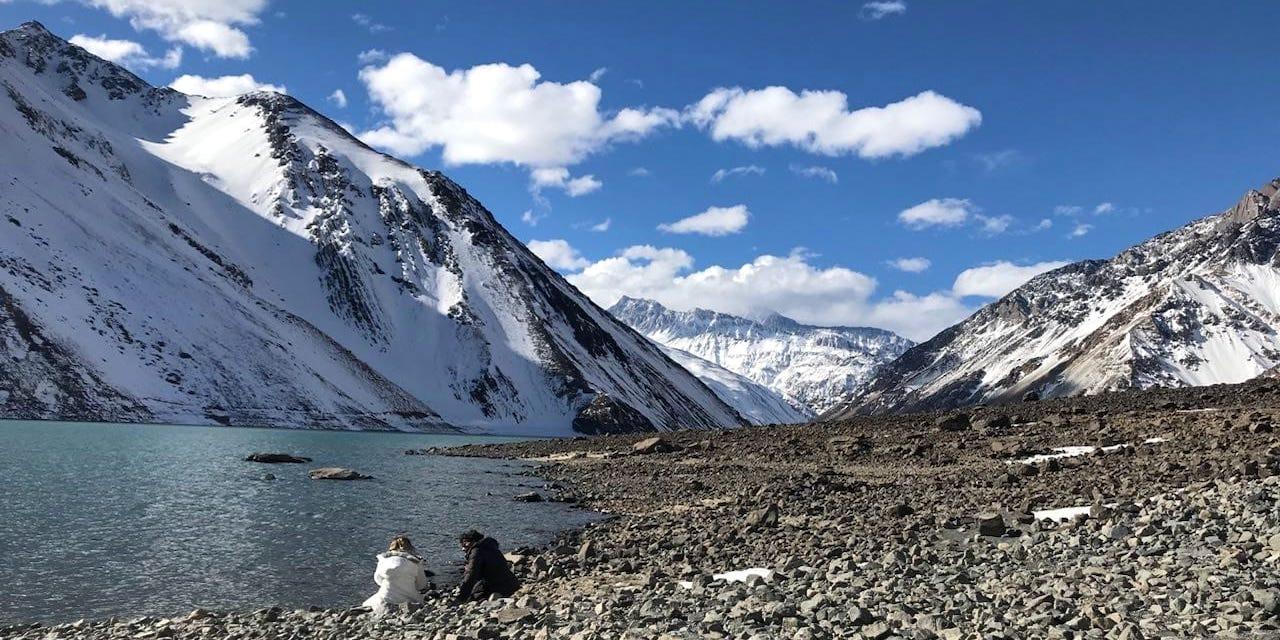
[4,378,1280,639]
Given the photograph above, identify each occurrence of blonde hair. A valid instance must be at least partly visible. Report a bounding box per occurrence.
[388,535,417,554]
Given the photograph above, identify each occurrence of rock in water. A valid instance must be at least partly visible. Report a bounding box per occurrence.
[245,453,312,464]
[308,467,373,480]
[513,492,544,502]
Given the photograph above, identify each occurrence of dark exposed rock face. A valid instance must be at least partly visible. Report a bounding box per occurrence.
[834,177,1280,418]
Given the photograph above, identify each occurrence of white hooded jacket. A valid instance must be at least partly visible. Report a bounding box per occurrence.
[361,550,428,614]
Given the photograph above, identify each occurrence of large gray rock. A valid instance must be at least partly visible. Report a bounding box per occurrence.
[307,467,373,480]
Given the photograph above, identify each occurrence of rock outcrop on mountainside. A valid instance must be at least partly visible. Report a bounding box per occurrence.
[0,22,744,435]
[831,176,1280,417]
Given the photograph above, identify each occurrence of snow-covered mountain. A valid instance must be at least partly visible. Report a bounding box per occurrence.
[608,297,913,414]
[831,177,1280,417]
[655,345,810,425]
[0,21,745,435]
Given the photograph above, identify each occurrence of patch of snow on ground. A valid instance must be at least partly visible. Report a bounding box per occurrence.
[1011,444,1127,464]
[1033,502,1118,522]
[678,567,774,589]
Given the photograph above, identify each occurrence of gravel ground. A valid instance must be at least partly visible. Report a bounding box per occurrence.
[5,379,1280,639]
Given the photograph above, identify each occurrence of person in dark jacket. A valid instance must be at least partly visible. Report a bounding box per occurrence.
[454,529,520,603]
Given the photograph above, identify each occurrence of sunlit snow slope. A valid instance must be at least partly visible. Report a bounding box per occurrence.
[0,22,744,435]
[656,345,810,425]
[832,177,1280,417]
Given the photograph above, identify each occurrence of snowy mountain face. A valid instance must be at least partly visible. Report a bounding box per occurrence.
[0,22,745,435]
[608,297,914,414]
[832,177,1280,417]
[654,345,810,425]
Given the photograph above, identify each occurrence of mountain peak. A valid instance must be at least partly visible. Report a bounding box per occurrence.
[15,20,51,34]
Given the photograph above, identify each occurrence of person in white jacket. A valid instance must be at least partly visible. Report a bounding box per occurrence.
[362,536,430,615]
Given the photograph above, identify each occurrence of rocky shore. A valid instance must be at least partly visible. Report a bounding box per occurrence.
[5,379,1280,639]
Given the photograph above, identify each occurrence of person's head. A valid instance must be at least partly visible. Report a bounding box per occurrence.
[388,535,417,555]
[459,529,483,551]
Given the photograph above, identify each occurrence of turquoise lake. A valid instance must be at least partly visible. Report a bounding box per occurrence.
[0,420,596,623]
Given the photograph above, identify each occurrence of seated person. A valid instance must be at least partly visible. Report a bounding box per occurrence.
[362,535,430,614]
[454,529,520,603]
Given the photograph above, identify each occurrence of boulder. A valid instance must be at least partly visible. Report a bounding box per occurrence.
[977,512,1007,537]
[746,503,781,528]
[632,436,678,454]
[1022,390,1041,402]
[308,467,373,480]
[244,453,312,464]
[935,413,971,432]
[513,492,545,502]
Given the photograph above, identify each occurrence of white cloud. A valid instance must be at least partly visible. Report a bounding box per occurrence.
[79,0,266,58]
[860,1,907,20]
[628,167,651,177]
[687,87,980,159]
[530,167,602,197]
[327,89,347,108]
[972,149,1022,173]
[951,260,1068,298]
[898,198,975,229]
[566,245,971,341]
[351,13,390,33]
[710,165,765,183]
[1069,223,1093,238]
[1033,218,1053,231]
[520,209,545,226]
[1054,205,1084,216]
[889,257,931,273]
[790,164,839,183]
[169,74,284,98]
[528,239,591,271]
[976,213,1013,235]
[68,34,181,69]
[658,205,749,236]
[1094,202,1115,214]
[590,218,612,232]
[357,55,679,168]
[865,291,972,342]
[589,67,608,83]
[357,49,387,65]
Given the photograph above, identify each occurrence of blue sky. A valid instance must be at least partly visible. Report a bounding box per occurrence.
[3,1,1278,340]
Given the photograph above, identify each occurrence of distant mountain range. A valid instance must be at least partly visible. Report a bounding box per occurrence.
[829,176,1280,418]
[609,297,914,414]
[0,21,745,435]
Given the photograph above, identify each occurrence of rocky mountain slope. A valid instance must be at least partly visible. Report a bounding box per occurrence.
[609,297,912,414]
[0,22,744,435]
[832,176,1280,417]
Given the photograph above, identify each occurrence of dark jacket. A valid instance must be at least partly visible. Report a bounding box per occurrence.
[457,537,519,602]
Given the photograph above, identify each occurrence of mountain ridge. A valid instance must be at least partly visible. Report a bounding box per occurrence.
[608,296,913,413]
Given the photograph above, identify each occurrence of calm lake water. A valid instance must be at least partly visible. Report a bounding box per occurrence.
[0,420,597,624]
